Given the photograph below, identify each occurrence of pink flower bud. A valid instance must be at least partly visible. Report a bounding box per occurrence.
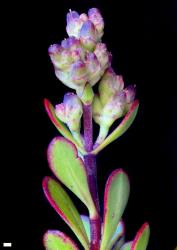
[61,37,85,61]
[61,36,80,49]
[101,91,127,126]
[94,43,111,75]
[88,8,104,40]
[48,44,73,70]
[94,91,127,145]
[55,93,83,132]
[98,68,124,106]
[80,13,88,22]
[55,68,77,89]
[124,85,136,103]
[85,52,101,86]
[71,60,88,86]
[79,20,97,51]
[55,103,66,123]
[66,10,84,38]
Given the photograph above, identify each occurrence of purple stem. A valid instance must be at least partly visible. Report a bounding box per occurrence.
[83,104,93,152]
[83,104,101,250]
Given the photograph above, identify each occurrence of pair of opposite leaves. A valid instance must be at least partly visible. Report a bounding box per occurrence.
[43,137,150,250]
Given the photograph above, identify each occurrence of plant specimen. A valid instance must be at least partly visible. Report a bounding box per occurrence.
[42,8,150,250]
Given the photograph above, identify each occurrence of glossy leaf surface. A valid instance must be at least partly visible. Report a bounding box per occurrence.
[100,169,130,250]
[43,230,79,250]
[47,137,96,217]
[43,177,89,249]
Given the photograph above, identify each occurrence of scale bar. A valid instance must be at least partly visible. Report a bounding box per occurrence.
[3,243,12,247]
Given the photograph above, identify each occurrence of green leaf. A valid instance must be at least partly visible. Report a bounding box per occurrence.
[120,241,133,250]
[47,137,97,218]
[109,220,125,249]
[44,99,86,155]
[112,237,125,250]
[43,177,89,250]
[43,230,79,250]
[100,169,130,250]
[131,223,150,250]
[92,100,139,155]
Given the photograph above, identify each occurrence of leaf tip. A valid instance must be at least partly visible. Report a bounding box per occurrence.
[131,222,150,250]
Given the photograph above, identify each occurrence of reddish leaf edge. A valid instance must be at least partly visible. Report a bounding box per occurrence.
[103,169,130,232]
[47,136,86,184]
[131,222,150,250]
[44,98,65,131]
[42,176,69,224]
[43,230,79,249]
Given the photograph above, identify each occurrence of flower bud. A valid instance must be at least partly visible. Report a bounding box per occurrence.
[71,60,88,86]
[88,8,104,40]
[61,37,86,61]
[55,68,77,89]
[66,10,84,38]
[55,93,83,145]
[61,36,80,49]
[124,85,136,112]
[79,20,97,51]
[48,44,73,70]
[98,68,124,106]
[94,43,111,75]
[54,60,88,91]
[55,103,66,123]
[85,52,101,86]
[94,91,126,145]
[124,85,136,104]
[80,13,88,22]
[101,91,126,127]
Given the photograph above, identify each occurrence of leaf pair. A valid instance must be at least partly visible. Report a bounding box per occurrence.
[43,168,129,250]
[43,222,150,250]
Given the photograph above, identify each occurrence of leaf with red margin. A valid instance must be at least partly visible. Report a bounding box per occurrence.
[131,223,150,250]
[44,98,86,155]
[43,230,79,250]
[47,137,97,218]
[120,241,133,250]
[43,177,89,250]
[100,169,130,250]
[92,100,139,155]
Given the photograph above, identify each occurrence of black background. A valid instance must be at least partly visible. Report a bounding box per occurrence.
[1,0,177,249]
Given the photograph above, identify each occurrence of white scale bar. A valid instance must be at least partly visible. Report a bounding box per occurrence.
[3,243,12,247]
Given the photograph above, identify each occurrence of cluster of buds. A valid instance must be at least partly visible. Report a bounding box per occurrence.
[93,68,136,145]
[48,8,136,148]
[49,8,111,102]
[43,8,149,250]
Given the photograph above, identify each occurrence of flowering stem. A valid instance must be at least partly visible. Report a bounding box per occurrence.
[83,104,101,250]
